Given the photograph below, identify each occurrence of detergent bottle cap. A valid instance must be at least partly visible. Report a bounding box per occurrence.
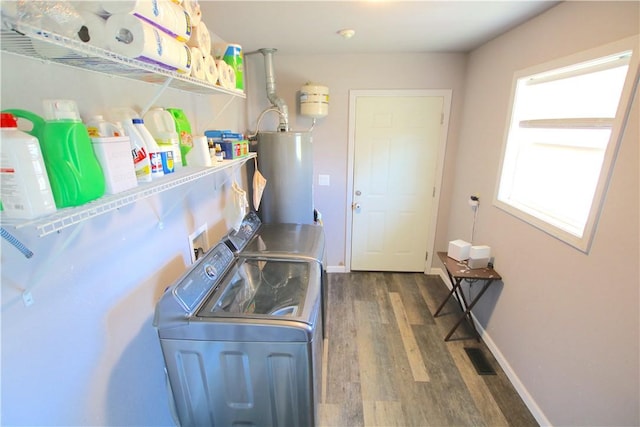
[1,112,18,128]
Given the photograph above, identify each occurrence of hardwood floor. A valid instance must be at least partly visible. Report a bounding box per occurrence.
[318,272,538,427]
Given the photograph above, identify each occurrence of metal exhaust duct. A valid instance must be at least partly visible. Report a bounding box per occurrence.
[259,48,289,132]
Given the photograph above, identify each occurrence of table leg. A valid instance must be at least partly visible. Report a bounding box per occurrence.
[434,276,463,317]
[444,280,494,341]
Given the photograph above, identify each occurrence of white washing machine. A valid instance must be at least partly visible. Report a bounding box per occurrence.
[154,242,323,427]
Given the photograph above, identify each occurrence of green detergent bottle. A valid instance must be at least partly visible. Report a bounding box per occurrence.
[4,100,105,208]
[166,108,193,166]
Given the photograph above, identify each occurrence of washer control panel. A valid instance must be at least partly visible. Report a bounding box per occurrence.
[225,211,261,252]
[174,243,235,312]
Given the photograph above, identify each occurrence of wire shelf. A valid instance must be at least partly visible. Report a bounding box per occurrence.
[0,18,246,97]
[0,155,255,237]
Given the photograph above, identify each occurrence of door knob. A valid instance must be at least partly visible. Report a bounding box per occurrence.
[353,202,361,210]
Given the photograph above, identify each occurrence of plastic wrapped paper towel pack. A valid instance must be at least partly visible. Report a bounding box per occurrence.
[30,10,107,58]
[106,14,192,73]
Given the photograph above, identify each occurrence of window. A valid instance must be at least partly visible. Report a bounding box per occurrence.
[495,37,639,252]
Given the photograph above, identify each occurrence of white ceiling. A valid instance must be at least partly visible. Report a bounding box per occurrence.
[200,1,560,55]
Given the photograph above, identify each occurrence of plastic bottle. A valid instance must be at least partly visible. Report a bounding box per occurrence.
[3,101,105,208]
[0,112,57,219]
[166,108,193,166]
[120,120,152,183]
[132,118,164,178]
[143,107,182,170]
[85,115,123,138]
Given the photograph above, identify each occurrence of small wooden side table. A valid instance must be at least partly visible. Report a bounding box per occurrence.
[435,251,502,341]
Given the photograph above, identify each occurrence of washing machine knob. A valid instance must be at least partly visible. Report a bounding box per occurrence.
[204,264,217,279]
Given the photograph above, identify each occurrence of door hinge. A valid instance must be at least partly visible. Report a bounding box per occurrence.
[425,251,429,261]
[432,187,436,197]
[440,112,444,125]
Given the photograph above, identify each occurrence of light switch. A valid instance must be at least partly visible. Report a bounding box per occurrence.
[318,174,330,186]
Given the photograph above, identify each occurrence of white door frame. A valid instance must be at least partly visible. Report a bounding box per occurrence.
[346,89,452,273]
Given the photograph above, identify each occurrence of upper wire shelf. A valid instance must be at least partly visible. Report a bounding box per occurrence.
[0,17,246,97]
[0,155,256,237]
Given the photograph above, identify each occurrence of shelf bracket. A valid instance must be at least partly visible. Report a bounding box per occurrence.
[203,96,237,130]
[140,76,174,116]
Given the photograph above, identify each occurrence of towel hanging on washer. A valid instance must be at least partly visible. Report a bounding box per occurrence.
[252,157,267,210]
[225,180,249,231]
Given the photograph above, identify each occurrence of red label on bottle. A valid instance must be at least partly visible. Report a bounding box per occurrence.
[132,147,147,164]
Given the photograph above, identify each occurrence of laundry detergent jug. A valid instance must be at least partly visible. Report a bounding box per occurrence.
[143,107,182,169]
[0,112,56,219]
[4,100,105,208]
[166,108,193,166]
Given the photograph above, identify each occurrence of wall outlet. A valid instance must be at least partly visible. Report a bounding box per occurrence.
[188,224,209,264]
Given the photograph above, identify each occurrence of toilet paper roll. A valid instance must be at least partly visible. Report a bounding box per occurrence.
[76,11,107,47]
[182,0,202,28]
[215,59,233,89]
[106,14,192,73]
[190,47,206,80]
[102,0,192,42]
[203,54,219,85]
[187,20,210,56]
[186,135,212,167]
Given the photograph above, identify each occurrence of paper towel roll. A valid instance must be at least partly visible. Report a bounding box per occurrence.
[190,47,206,80]
[203,54,219,85]
[106,14,192,73]
[182,0,202,28]
[102,0,192,42]
[186,20,210,56]
[186,135,212,167]
[76,11,107,47]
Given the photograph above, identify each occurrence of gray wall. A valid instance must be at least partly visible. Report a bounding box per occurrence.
[0,53,247,425]
[243,52,468,270]
[445,2,639,426]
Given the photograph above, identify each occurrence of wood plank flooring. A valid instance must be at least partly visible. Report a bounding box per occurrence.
[318,272,538,427]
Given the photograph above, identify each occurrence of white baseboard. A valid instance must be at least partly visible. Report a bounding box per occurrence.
[326,265,348,273]
[430,267,551,427]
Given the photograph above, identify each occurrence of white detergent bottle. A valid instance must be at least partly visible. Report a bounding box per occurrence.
[0,112,56,219]
[143,107,182,169]
[121,119,152,183]
[85,115,123,138]
[132,118,164,178]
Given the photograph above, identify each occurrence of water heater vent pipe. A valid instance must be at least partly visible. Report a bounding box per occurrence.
[259,48,289,132]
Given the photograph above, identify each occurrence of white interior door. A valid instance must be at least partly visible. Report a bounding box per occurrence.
[350,94,445,272]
